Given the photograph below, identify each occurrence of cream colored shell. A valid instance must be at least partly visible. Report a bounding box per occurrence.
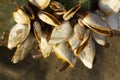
[29,0,50,9]
[99,0,120,15]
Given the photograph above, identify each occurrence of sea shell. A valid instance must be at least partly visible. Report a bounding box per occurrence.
[11,35,35,63]
[78,38,95,69]
[8,24,30,50]
[39,34,53,58]
[49,1,66,15]
[13,8,30,24]
[99,0,120,15]
[82,12,113,36]
[106,13,120,30]
[68,23,85,50]
[29,0,50,9]
[38,11,61,27]
[76,29,91,56]
[63,4,81,20]
[92,31,106,46]
[53,42,76,68]
[48,21,73,44]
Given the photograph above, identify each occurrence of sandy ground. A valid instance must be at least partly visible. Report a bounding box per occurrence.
[0,37,120,80]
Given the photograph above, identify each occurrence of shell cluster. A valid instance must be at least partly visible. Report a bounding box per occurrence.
[8,0,120,72]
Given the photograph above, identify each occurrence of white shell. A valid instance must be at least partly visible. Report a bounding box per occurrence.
[8,24,30,50]
[99,0,120,15]
[82,12,112,36]
[63,4,80,20]
[79,38,95,69]
[38,11,61,27]
[13,8,30,24]
[48,21,73,44]
[68,23,85,50]
[106,13,120,30]
[11,35,35,63]
[39,34,53,58]
[83,12,109,28]
[29,0,50,9]
[92,31,106,46]
[75,29,90,56]
[53,42,76,67]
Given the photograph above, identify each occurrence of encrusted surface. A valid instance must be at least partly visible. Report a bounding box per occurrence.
[0,0,120,80]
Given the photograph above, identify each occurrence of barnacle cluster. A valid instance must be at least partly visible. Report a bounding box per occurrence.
[8,0,120,72]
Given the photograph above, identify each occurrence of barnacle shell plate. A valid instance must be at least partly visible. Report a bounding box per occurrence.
[49,1,66,12]
[29,0,50,9]
[8,24,30,49]
[99,0,120,15]
[39,34,53,58]
[68,23,85,50]
[76,29,91,56]
[38,11,61,27]
[82,12,113,36]
[92,31,106,46]
[11,35,35,63]
[48,21,73,44]
[49,1,66,15]
[106,13,120,30]
[53,42,76,67]
[13,8,30,24]
[63,4,81,20]
[79,38,95,69]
